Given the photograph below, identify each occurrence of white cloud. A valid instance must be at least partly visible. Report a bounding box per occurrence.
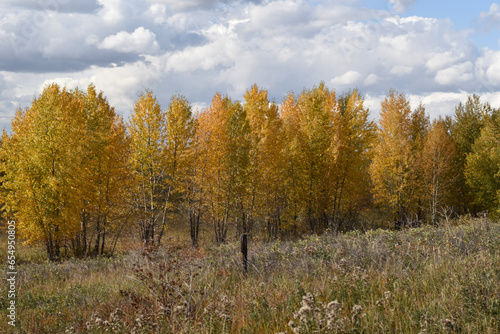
[476,49,500,87]
[150,0,222,12]
[144,3,168,25]
[97,0,125,23]
[330,71,362,86]
[482,91,500,109]
[202,19,250,40]
[364,74,379,86]
[1,0,102,13]
[434,62,473,85]
[408,91,469,119]
[0,73,18,122]
[485,55,500,84]
[165,42,233,72]
[478,3,500,30]
[38,59,166,118]
[247,0,311,33]
[368,91,492,120]
[388,0,418,13]
[425,51,466,72]
[99,27,159,54]
[407,91,500,120]
[390,65,413,75]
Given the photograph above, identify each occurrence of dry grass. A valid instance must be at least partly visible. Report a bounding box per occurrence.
[1,217,499,333]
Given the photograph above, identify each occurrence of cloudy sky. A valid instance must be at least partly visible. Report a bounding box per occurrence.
[0,0,499,131]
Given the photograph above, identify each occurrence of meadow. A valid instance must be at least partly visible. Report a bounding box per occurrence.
[1,216,499,333]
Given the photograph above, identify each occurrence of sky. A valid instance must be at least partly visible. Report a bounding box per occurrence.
[0,0,499,131]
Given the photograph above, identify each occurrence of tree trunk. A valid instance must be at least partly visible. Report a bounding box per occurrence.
[190,211,200,248]
[46,232,61,262]
[93,215,101,256]
[100,225,106,255]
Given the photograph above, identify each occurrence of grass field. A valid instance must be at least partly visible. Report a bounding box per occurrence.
[1,217,499,333]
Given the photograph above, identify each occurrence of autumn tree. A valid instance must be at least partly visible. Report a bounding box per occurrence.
[329,90,376,232]
[408,104,430,221]
[229,103,252,238]
[185,116,205,248]
[421,117,456,224]
[280,84,376,235]
[1,84,87,261]
[465,110,500,214]
[128,90,167,245]
[280,92,304,234]
[161,94,194,245]
[449,94,493,214]
[244,84,284,239]
[0,83,132,260]
[281,83,336,233]
[195,93,250,243]
[75,84,131,257]
[370,90,428,227]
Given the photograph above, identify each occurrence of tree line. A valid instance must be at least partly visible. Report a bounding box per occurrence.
[1,82,499,260]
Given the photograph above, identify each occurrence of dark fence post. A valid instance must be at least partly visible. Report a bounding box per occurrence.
[484,211,490,231]
[241,233,248,276]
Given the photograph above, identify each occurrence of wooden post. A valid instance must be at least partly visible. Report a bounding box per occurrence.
[484,211,490,231]
[241,233,248,276]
